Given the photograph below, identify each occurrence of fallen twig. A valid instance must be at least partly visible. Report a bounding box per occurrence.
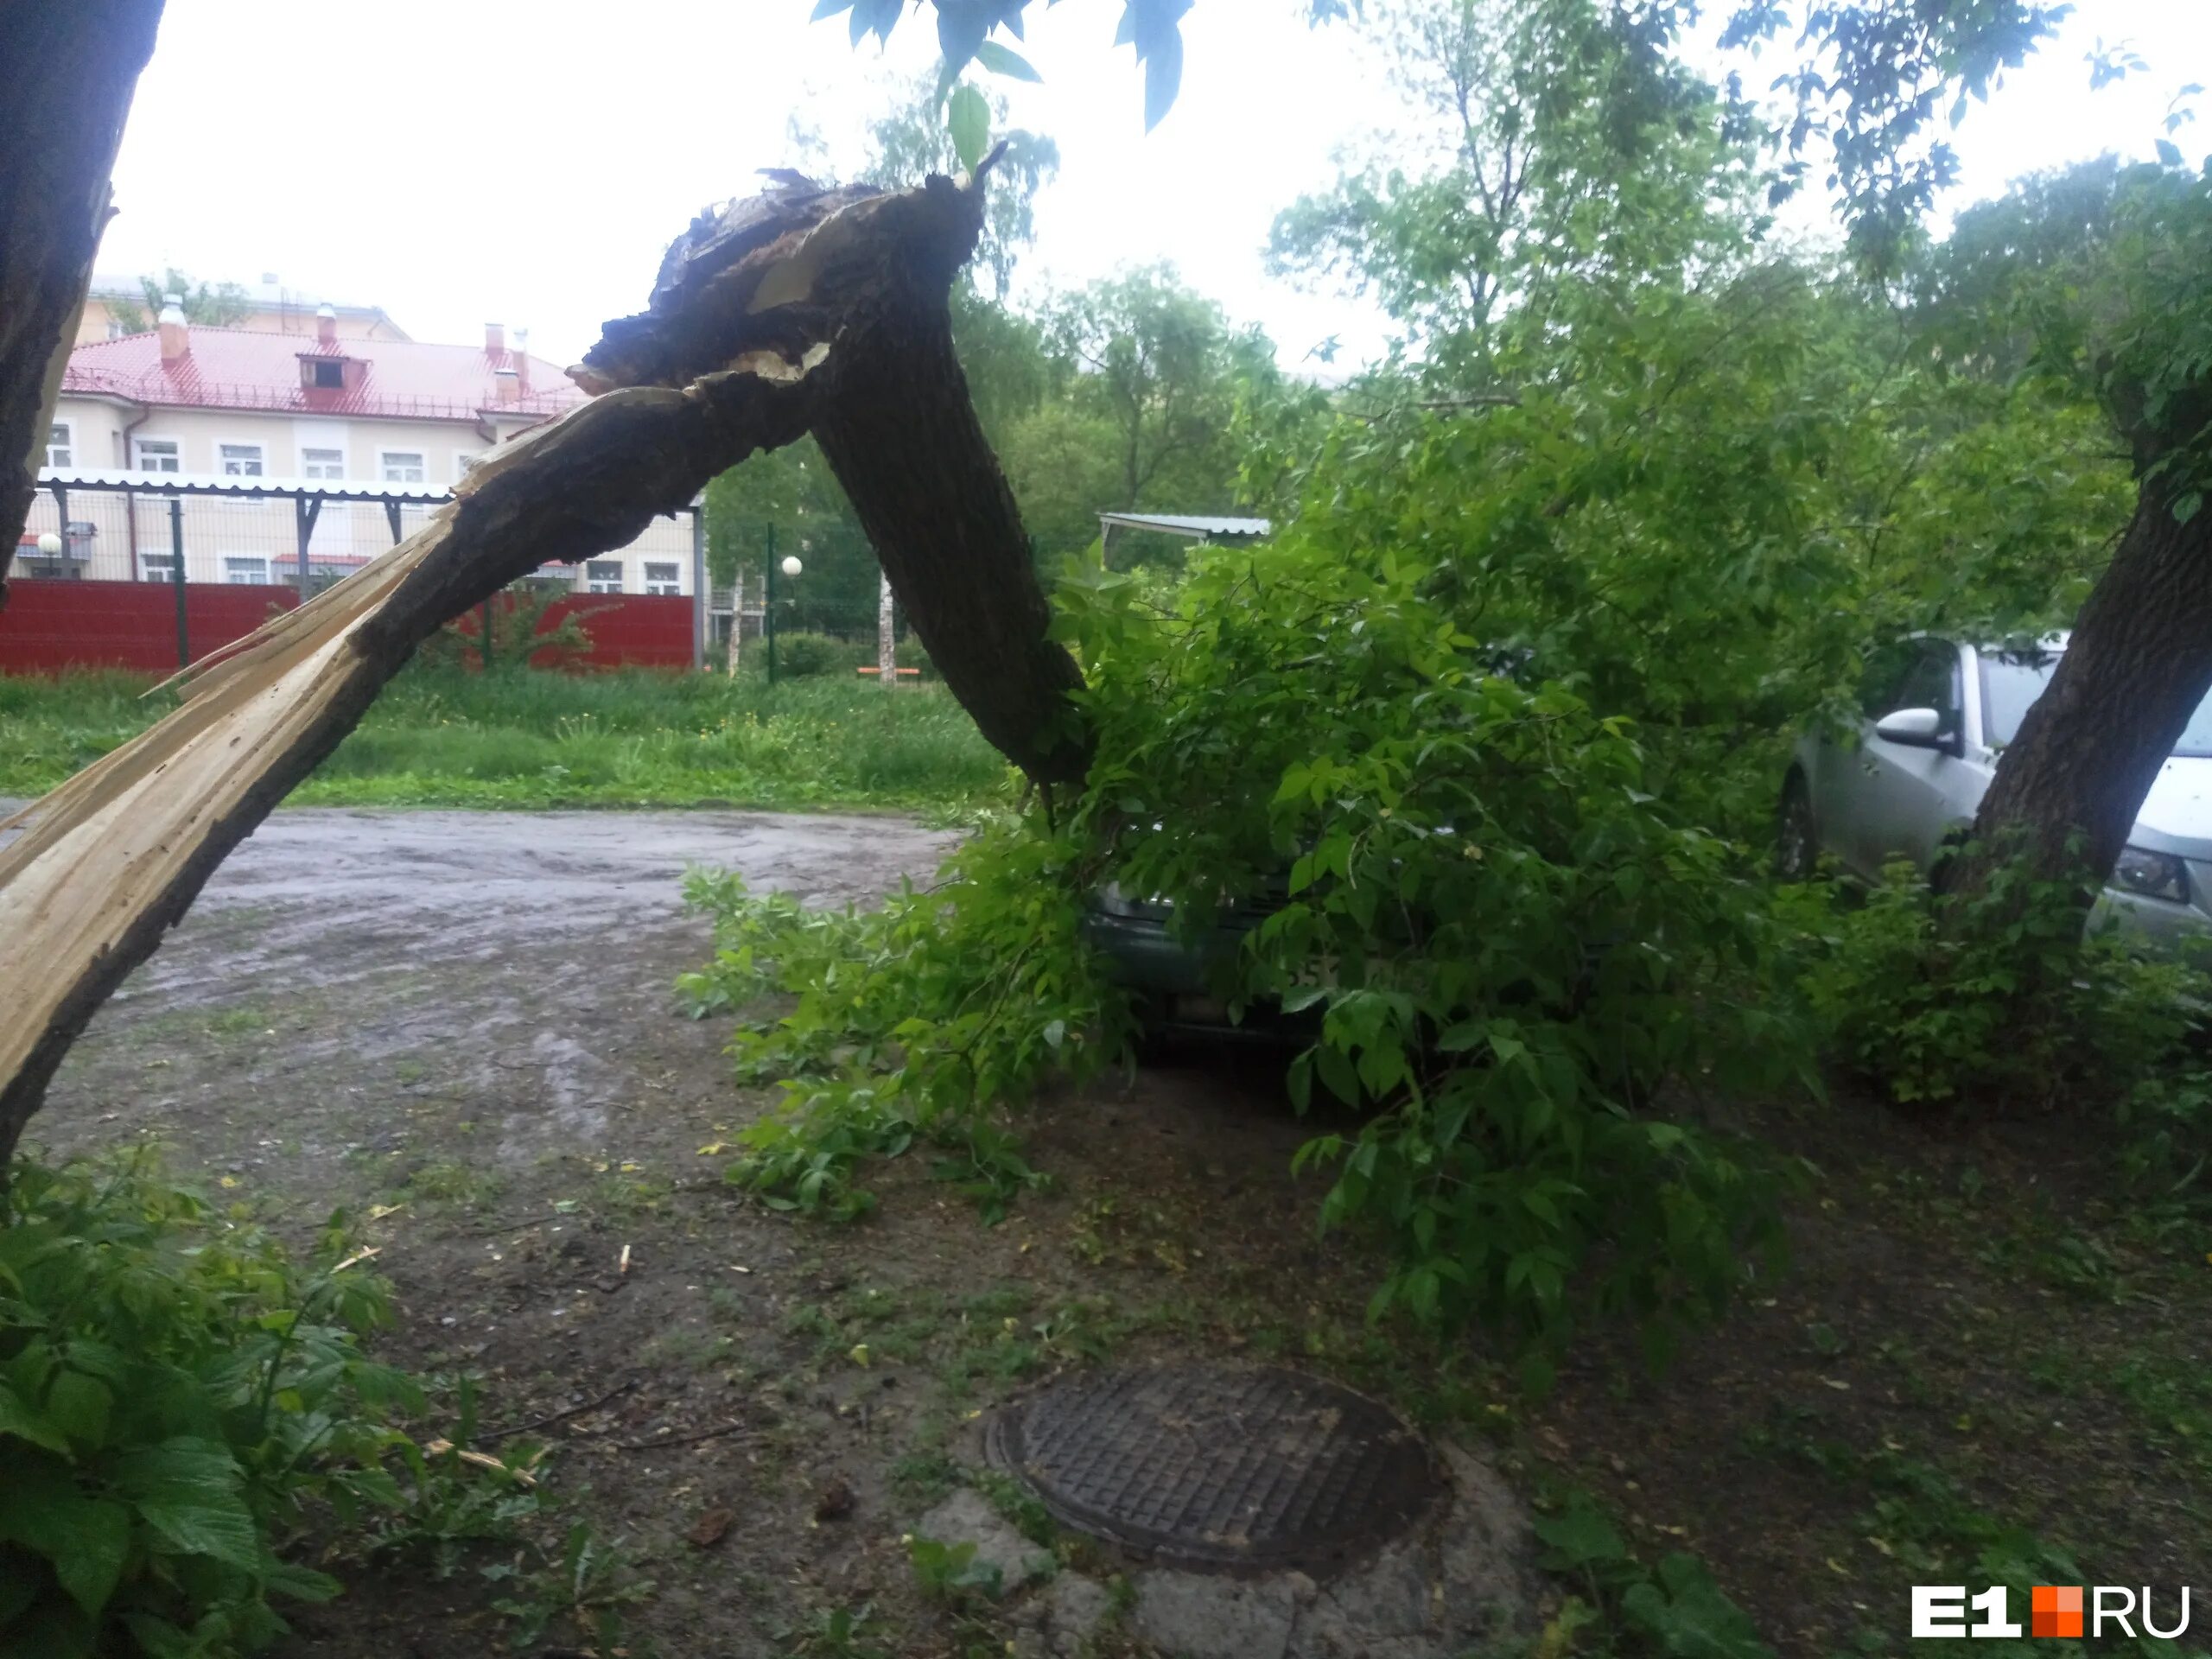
[475,1379,639,1446]
[612,1421,755,1452]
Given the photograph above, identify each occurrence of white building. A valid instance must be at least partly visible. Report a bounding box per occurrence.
[25,301,695,595]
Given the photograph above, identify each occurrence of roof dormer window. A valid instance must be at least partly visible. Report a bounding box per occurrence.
[308,359,346,389]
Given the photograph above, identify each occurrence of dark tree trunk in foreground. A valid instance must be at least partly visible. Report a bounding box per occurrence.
[0,0,164,591]
[1969,480,2212,880]
[809,205,1089,785]
[577,166,1090,787]
[1961,461,2212,897]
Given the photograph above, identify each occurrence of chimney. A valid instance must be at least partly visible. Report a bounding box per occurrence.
[485,321,505,354]
[157,293,188,364]
[493,365,520,403]
[512,327,530,390]
[315,302,338,349]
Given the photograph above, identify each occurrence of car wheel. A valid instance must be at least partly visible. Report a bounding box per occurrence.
[1776,773,1817,880]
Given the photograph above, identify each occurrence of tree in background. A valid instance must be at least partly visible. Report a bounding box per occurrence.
[101,266,251,334]
[1268,0,1764,383]
[1043,265,1281,515]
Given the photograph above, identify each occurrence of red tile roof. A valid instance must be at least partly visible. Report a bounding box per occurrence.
[61,327,585,423]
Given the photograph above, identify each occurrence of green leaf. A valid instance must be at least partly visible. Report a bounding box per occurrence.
[0,1384,72,1458]
[112,1437,261,1571]
[43,1372,111,1449]
[1534,1502,1627,1568]
[974,40,1043,82]
[947,83,991,174]
[137,1493,261,1572]
[2156,137,2183,168]
[0,1458,131,1620]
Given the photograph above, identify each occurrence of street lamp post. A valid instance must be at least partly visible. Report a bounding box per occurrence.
[764,531,804,684]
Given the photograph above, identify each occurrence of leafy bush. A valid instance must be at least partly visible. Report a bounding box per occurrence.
[0,1152,530,1657]
[1533,1493,1774,1659]
[416,583,601,673]
[1795,844,2208,1109]
[688,507,1815,1361]
[771,632,862,678]
[679,823,1129,1224]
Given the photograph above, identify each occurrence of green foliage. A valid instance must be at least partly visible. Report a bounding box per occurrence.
[103,268,252,335]
[905,1535,1001,1605]
[1270,0,1766,382]
[771,632,863,679]
[1042,264,1283,518]
[486,1519,656,1651]
[678,823,1127,1225]
[1533,1493,1773,1659]
[0,1152,524,1657]
[1794,843,2209,1109]
[414,583,601,674]
[1059,514,1811,1352]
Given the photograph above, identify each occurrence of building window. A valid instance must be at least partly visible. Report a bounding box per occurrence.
[301,447,345,480]
[380,451,426,484]
[106,318,128,340]
[135,437,181,473]
[224,556,270,585]
[309,359,346,389]
[585,560,624,594]
[643,561,681,596]
[46,423,72,468]
[141,551,179,582]
[454,452,480,481]
[219,442,264,478]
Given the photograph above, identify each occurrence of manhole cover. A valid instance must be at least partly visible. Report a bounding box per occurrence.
[985,1364,1443,1573]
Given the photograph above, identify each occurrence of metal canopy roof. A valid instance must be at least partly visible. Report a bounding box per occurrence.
[1096,512,1272,544]
[35,466,454,503]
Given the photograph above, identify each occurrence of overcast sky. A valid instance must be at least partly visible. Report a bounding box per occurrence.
[96,0,2210,372]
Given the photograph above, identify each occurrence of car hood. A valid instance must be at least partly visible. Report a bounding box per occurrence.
[2130,755,2212,854]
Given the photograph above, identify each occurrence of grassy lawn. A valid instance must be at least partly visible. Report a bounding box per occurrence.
[0,664,1010,812]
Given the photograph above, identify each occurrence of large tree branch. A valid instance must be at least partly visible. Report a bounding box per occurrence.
[0,166,1090,1167]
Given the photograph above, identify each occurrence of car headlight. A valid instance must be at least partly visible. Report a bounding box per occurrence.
[2113,846,2190,905]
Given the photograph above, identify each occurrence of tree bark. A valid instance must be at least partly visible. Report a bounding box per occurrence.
[0,0,165,592]
[808,205,1089,781]
[1961,472,2212,887]
[578,168,1090,785]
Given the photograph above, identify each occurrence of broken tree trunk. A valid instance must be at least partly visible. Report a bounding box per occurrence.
[574,165,1089,785]
[0,0,165,591]
[0,166,1090,1168]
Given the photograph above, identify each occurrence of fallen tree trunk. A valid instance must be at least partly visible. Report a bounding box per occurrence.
[0,0,165,591]
[0,166,1089,1168]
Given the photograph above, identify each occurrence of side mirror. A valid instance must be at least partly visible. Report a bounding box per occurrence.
[1874,706,1951,751]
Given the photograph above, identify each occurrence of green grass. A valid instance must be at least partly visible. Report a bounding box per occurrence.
[0,664,1011,811]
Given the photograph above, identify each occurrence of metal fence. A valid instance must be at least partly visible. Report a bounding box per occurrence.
[13,470,715,671]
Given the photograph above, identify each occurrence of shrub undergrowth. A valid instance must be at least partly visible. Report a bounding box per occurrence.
[0,1151,595,1657]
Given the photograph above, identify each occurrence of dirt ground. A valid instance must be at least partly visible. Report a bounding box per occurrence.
[22,805,2212,1658]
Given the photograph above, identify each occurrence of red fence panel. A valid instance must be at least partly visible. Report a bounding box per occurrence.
[0,582,694,677]
[546,594,693,670]
[0,580,299,675]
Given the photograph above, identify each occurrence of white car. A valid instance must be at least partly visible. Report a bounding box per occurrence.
[1779,633,2212,947]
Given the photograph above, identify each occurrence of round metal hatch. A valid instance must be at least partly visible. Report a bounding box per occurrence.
[984,1364,1444,1573]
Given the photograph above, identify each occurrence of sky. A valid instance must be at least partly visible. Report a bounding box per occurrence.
[95,0,2212,373]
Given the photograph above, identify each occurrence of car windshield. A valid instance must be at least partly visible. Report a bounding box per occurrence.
[1980,650,2212,755]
